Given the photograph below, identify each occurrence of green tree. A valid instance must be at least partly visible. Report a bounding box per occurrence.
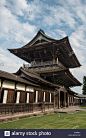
[82,76,86,94]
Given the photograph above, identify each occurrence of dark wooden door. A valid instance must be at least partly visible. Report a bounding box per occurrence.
[38,91,42,102]
[7,90,14,103]
[20,92,25,103]
[29,93,33,103]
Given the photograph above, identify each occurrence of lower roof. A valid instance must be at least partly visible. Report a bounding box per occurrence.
[15,68,61,88]
[40,69,82,88]
[0,70,39,87]
[78,94,86,98]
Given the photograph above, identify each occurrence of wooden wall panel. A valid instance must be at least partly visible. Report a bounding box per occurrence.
[34,91,36,102]
[7,90,14,103]
[38,91,42,102]
[29,93,33,103]
[19,92,25,103]
[0,88,2,102]
[45,92,49,102]
[41,91,43,101]
[51,93,54,102]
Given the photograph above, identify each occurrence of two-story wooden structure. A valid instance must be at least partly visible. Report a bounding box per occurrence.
[0,29,82,115]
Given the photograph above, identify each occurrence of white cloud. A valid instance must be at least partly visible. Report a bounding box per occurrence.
[6,0,28,16]
[0,5,36,44]
[71,63,86,79]
[73,48,85,62]
[0,0,86,94]
[6,0,42,21]
[42,4,76,28]
[0,47,25,73]
[54,29,66,38]
[0,0,6,6]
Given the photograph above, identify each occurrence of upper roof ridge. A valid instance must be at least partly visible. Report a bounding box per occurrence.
[38,29,45,34]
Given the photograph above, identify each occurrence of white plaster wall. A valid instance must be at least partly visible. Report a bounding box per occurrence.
[16,83,25,91]
[26,86,34,92]
[3,90,8,103]
[36,91,38,103]
[50,93,51,103]
[2,80,15,89]
[26,93,29,103]
[16,92,20,103]
[43,92,45,101]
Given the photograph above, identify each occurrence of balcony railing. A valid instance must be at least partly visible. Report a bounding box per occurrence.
[24,61,61,68]
[24,60,65,70]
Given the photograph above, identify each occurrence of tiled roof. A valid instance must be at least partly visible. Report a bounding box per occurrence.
[0,70,39,87]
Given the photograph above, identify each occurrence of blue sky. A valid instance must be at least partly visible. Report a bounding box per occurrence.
[0,0,86,94]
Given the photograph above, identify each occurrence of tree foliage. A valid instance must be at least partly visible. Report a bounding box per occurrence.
[82,76,86,94]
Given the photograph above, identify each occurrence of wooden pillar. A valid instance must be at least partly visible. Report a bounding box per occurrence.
[58,91,60,109]
[73,97,74,106]
[41,88,43,112]
[41,58,43,65]
[12,82,17,114]
[24,85,27,103]
[13,82,17,103]
[70,96,71,106]
[72,97,74,106]
[64,92,66,108]
[54,89,55,109]
[33,87,36,112]
[53,57,55,63]
[0,88,2,103]
[0,79,4,103]
[57,94,58,108]
[68,95,69,107]
[48,87,49,110]
[24,85,27,113]
[84,98,85,104]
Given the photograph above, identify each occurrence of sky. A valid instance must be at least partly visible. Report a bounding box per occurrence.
[0,0,86,94]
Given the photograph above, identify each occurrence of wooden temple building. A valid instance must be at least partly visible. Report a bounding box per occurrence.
[0,29,83,115]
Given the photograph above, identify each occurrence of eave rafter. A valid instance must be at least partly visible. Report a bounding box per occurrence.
[42,69,82,88]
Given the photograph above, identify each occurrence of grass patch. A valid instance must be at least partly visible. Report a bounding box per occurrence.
[0,111,86,129]
[80,106,86,109]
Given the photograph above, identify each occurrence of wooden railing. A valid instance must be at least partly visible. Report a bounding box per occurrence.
[0,103,54,116]
[24,61,59,68]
